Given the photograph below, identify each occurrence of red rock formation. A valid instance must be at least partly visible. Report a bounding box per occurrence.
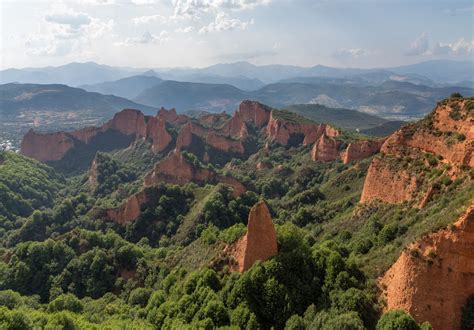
[311,133,341,162]
[20,129,75,162]
[266,112,339,146]
[144,150,245,196]
[106,190,148,224]
[102,109,147,137]
[361,99,473,205]
[237,100,272,128]
[221,110,249,139]
[175,122,245,154]
[146,116,172,153]
[227,201,278,272]
[88,157,98,187]
[157,107,188,124]
[381,204,474,330]
[360,156,421,204]
[21,108,174,162]
[341,139,385,164]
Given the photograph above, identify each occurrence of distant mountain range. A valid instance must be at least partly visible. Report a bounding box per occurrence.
[1,60,473,121]
[125,78,473,119]
[2,60,473,88]
[0,83,156,117]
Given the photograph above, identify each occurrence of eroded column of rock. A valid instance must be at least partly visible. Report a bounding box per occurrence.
[311,133,341,161]
[146,116,172,153]
[228,201,278,272]
[381,205,474,330]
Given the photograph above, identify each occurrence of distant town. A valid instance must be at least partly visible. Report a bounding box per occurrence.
[0,139,18,152]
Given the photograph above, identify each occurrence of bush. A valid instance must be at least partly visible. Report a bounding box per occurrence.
[450,92,463,98]
[48,294,83,313]
[376,310,420,330]
[128,288,152,308]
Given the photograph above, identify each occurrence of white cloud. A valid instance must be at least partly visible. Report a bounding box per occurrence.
[26,8,113,57]
[198,12,252,34]
[333,48,374,59]
[444,6,474,16]
[172,0,270,19]
[405,32,430,56]
[115,30,170,46]
[132,14,167,25]
[175,26,195,33]
[45,11,92,29]
[433,38,474,56]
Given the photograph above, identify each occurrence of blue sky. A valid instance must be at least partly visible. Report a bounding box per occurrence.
[0,0,472,69]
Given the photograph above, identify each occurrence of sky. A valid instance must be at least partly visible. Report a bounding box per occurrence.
[0,0,473,70]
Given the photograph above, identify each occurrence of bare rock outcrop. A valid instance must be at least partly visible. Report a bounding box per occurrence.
[144,150,245,196]
[227,201,278,272]
[175,122,245,154]
[311,133,341,162]
[146,116,172,153]
[21,108,175,162]
[361,98,474,205]
[381,204,474,330]
[266,111,340,146]
[360,156,421,204]
[106,190,148,224]
[21,130,76,162]
[341,139,385,164]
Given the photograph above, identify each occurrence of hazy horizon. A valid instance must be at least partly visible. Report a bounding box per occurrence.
[1,0,473,70]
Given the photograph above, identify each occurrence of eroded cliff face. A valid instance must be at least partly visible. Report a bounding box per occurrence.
[21,108,175,162]
[175,122,245,154]
[144,150,245,197]
[381,205,474,330]
[227,201,278,272]
[361,98,474,205]
[21,129,76,162]
[341,139,386,164]
[311,133,341,162]
[146,116,172,153]
[106,190,148,224]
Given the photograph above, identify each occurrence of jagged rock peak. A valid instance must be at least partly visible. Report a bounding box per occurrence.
[227,201,278,272]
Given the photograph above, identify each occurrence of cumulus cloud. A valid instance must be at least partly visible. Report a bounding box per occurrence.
[132,14,167,25]
[333,48,374,59]
[26,8,113,57]
[45,11,92,29]
[175,26,195,33]
[405,33,473,57]
[115,30,170,46]
[172,0,270,19]
[198,12,252,34]
[405,32,430,56]
[433,38,474,56]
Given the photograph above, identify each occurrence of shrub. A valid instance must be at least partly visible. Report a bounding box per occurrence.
[376,310,420,330]
[48,294,83,313]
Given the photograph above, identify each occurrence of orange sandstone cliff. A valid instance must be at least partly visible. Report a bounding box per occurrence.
[106,190,148,224]
[227,201,278,272]
[381,204,474,330]
[21,108,175,162]
[361,98,474,205]
[143,150,245,196]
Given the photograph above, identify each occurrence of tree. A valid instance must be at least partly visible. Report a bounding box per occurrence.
[376,310,420,330]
